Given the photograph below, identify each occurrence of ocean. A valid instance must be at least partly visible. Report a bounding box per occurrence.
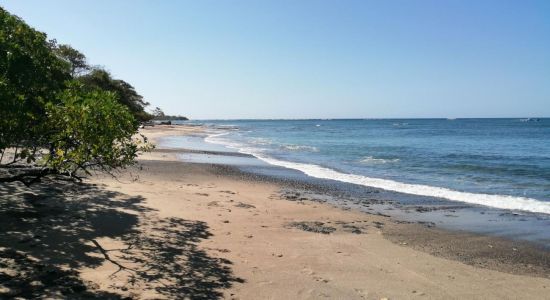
[174,118,550,214]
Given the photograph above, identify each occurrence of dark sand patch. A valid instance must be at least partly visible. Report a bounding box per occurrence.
[286,221,336,234]
[383,221,550,278]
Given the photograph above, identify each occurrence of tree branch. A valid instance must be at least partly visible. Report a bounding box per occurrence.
[0,167,58,186]
[0,166,83,186]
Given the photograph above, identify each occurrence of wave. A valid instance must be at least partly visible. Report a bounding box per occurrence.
[360,156,400,164]
[204,132,550,214]
[250,138,273,146]
[280,144,319,152]
[204,132,236,146]
[206,124,239,131]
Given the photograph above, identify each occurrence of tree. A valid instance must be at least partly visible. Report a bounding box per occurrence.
[51,43,152,122]
[79,68,153,122]
[1,6,71,157]
[149,107,189,121]
[44,83,151,177]
[54,44,89,76]
[152,107,165,118]
[0,7,151,185]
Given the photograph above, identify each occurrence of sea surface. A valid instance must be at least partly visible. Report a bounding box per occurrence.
[174,118,550,214]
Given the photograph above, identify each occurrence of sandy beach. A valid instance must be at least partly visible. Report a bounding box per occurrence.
[1,125,549,299]
[3,2,550,299]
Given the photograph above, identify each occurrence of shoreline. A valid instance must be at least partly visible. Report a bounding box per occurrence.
[193,119,550,217]
[153,148,550,278]
[144,125,550,261]
[154,124,550,248]
[116,126,550,299]
[3,124,548,299]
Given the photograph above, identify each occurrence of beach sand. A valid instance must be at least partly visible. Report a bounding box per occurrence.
[1,125,549,299]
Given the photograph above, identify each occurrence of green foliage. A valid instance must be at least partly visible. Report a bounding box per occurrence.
[44,83,151,175]
[150,107,188,121]
[0,7,70,151]
[54,44,89,76]
[152,107,165,118]
[79,69,153,122]
[153,115,189,121]
[0,7,152,183]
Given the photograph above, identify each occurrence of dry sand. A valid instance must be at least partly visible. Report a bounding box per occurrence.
[1,125,549,299]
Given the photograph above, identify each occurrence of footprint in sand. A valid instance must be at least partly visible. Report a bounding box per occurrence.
[234,202,256,209]
[219,190,237,195]
[354,288,368,298]
[313,275,330,283]
[257,280,274,286]
[301,268,315,276]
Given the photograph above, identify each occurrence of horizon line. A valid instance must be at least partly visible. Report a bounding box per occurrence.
[180,117,548,121]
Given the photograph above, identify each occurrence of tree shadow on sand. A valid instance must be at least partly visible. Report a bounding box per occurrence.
[0,178,243,299]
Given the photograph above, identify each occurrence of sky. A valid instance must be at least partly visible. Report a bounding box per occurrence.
[2,0,550,119]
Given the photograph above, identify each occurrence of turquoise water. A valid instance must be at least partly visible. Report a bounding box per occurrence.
[183,118,550,214]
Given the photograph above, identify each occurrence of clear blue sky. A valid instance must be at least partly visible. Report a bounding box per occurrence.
[2,0,549,119]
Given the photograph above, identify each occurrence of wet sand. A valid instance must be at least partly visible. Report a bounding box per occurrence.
[93,126,550,298]
[1,125,549,299]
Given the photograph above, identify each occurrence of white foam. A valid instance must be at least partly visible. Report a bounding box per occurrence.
[360,156,400,164]
[280,144,319,152]
[203,132,238,150]
[205,133,550,214]
[250,138,273,146]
